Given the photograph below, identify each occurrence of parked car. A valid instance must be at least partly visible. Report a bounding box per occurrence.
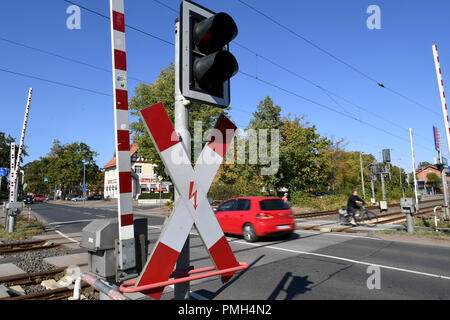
[34,193,45,202]
[88,194,102,200]
[214,197,296,242]
[23,194,34,204]
[71,195,87,202]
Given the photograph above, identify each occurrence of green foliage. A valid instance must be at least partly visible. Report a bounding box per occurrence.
[23,140,101,197]
[426,172,441,189]
[278,115,331,192]
[290,191,348,211]
[129,64,227,179]
[0,131,28,198]
[138,192,172,199]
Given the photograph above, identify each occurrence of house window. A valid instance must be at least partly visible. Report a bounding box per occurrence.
[134,166,142,174]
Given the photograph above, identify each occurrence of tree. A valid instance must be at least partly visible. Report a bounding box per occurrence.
[427,172,441,190]
[0,131,28,198]
[23,140,100,197]
[418,161,432,168]
[129,64,228,178]
[278,115,331,192]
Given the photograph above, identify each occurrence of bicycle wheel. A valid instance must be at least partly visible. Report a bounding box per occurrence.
[362,210,378,227]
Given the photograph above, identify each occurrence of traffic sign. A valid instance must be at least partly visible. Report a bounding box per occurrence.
[0,168,7,177]
[136,102,240,299]
[433,126,441,152]
[82,184,87,192]
[44,177,48,182]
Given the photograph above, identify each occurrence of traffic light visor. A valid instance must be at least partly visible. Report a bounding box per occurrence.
[193,12,238,54]
[194,51,238,90]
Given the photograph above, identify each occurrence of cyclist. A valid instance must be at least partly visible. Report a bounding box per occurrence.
[347,189,365,226]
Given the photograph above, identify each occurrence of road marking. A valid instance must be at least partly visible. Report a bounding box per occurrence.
[146,225,450,280]
[49,219,94,225]
[295,230,384,241]
[232,240,450,280]
[55,230,80,244]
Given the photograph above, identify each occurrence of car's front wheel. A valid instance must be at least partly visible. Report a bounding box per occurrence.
[242,223,259,242]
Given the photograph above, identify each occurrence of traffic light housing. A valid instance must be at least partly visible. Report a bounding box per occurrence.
[180,0,238,108]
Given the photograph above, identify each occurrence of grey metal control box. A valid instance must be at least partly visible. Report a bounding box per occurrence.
[400,198,416,213]
[81,218,148,280]
[5,202,23,216]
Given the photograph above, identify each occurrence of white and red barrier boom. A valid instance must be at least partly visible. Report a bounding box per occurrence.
[13,88,32,202]
[433,45,450,161]
[110,0,135,272]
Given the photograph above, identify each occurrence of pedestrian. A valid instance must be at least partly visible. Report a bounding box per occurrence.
[282,193,288,203]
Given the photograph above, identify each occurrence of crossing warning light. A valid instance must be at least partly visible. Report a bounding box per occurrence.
[180,0,239,108]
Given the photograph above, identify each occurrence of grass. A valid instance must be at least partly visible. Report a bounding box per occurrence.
[290,194,349,211]
[374,229,450,239]
[0,216,45,240]
[414,217,450,229]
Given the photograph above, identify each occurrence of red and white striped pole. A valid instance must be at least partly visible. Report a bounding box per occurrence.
[9,143,15,203]
[13,88,33,202]
[433,45,450,160]
[110,0,136,273]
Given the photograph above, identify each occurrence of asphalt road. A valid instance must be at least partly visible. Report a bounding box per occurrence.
[29,202,450,300]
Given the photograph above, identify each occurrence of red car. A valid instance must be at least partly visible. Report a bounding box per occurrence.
[34,193,45,202]
[214,197,296,242]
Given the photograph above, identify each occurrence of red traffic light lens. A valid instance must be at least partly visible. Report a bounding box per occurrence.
[194,12,238,55]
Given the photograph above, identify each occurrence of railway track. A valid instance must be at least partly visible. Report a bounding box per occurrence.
[0,267,91,300]
[0,240,61,255]
[294,199,443,220]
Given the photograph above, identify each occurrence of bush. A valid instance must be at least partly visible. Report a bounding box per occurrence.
[138,192,173,200]
[290,191,348,211]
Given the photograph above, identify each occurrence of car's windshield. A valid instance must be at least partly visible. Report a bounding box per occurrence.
[259,199,290,210]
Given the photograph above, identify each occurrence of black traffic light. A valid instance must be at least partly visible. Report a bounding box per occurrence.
[180,0,238,108]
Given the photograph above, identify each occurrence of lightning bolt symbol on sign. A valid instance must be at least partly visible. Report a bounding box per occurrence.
[189,181,198,210]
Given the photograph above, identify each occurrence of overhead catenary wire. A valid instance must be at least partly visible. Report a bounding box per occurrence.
[239,70,435,153]
[148,0,436,145]
[236,0,441,118]
[68,0,438,152]
[0,36,148,83]
[0,67,112,97]
[4,0,435,157]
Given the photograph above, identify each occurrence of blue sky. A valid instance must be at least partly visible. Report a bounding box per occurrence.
[1,0,449,173]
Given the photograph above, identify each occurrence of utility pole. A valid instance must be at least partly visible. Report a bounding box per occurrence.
[83,161,86,205]
[409,128,420,212]
[359,152,366,199]
[174,19,190,300]
[380,170,386,201]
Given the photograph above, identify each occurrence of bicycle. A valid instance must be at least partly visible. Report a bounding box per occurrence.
[338,206,378,227]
